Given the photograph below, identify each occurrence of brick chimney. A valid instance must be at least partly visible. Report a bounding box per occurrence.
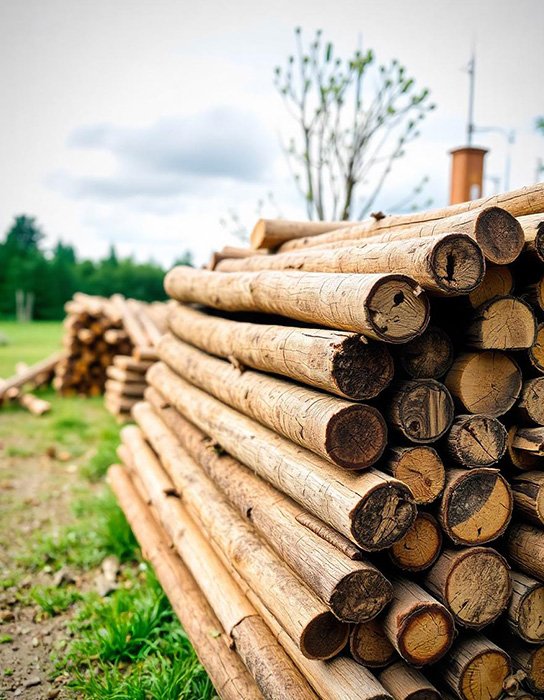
[449,146,488,204]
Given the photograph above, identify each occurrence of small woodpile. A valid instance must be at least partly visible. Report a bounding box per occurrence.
[54,293,167,420]
[110,183,544,700]
[0,353,63,414]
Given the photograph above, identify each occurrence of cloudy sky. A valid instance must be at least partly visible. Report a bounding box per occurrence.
[1,0,543,266]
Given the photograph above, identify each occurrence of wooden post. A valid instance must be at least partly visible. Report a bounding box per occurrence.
[506,571,544,644]
[147,362,417,551]
[382,578,454,667]
[389,513,442,572]
[439,468,513,545]
[445,414,508,467]
[396,326,454,379]
[424,547,511,629]
[164,267,430,343]
[158,333,387,470]
[217,234,485,297]
[168,303,394,400]
[465,297,537,350]
[350,619,397,668]
[445,351,522,416]
[506,523,544,581]
[143,388,393,623]
[386,379,454,443]
[378,661,441,700]
[383,446,445,505]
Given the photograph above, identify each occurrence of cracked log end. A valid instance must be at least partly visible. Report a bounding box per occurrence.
[397,603,454,666]
[446,414,508,468]
[299,611,349,660]
[332,336,394,400]
[352,482,417,551]
[429,233,485,294]
[387,446,445,505]
[330,569,392,624]
[325,404,387,470]
[367,275,430,344]
[474,207,525,264]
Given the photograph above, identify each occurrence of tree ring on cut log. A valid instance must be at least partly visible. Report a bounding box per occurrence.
[474,207,525,264]
[325,404,387,469]
[518,377,544,425]
[446,414,508,467]
[527,646,544,693]
[518,584,544,643]
[332,335,395,400]
[458,649,511,700]
[352,482,417,551]
[389,513,442,572]
[469,265,514,308]
[330,569,393,623]
[397,604,454,666]
[349,619,396,668]
[443,547,511,628]
[429,233,485,294]
[441,469,513,545]
[398,326,454,379]
[366,275,430,344]
[299,611,349,660]
[387,447,445,504]
[466,296,537,350]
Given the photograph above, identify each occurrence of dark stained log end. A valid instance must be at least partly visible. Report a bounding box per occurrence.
[325,404,387,469]
[398,326,454,380]
[299,611,349,660]
[367,275,430,344]
[332,336,395,400]
[475,207,525,264]
[330,569,393,624]
[353,482,417,551]
[429,233,485,294]
[397,603,454,666]
[350,619,397,668]
[390,379,455,444]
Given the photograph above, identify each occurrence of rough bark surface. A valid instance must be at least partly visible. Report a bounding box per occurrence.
[378,661,441,700]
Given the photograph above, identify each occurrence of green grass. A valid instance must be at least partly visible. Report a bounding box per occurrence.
[29,585,82,617]
[0,320,62,376]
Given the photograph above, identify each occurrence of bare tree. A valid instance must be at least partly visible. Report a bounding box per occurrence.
[275,28,435,221]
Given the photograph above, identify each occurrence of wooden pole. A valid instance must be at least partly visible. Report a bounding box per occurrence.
[396,326,454,379]
[167,303,394,400]
[445,414,508,468]
[158,333,387,470]
[439,468,513,545]
[506,571,544,644]
[147,362,416,550]
[143,387,393,623]
[465,297,537,350]
[389,513,442,573]
[424,547,511,629]
[164,267,430,343]
[107,465,263,700]
[123,421,349,661]
[506,523,544,581]
[383,446,445,505]
[445,351,522,416]
[217,234,485,297]
[511,471,544,526]
[250,218,354,249]
[378,661,441,700]
[386,379,454,443]
[349,619,397,668]
[382,578,454,667]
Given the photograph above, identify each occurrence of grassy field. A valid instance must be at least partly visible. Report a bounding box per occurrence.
[0,323,213,698]
[0,320,63,376]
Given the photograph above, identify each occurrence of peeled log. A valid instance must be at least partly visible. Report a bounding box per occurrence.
[396,326,453,379]
[424,547,511,629]
[386,379,454,443]
[468,264,514,308]
[445,414,508,468]
[147,362,416,551]
[511,471,544,526]
[350,619,397,668]
[168,303,394,400]
[506,571,544,644]
[279,206,524,265]
[250,218,353,249]
[389,513,442,572]
[384,446,445,505]
[164,266,430,343]
[506,523,544,581]
[382,578,454,666]
[445,351,522,416]
[378,661,441,700]
[517,378,544,425]
[218,233,485,297]
[107,466,262,700]
[158,333,387,469]
[465,296,536,350]
[439,468,513,545]
[144,387,392,623]
[441,634,511,700]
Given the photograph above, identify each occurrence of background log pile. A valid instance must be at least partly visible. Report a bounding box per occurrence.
[110,183,544,700]
[0,353,63,414]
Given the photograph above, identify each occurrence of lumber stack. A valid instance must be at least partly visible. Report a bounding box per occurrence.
[111,183,544,700]
[0,354,63,414]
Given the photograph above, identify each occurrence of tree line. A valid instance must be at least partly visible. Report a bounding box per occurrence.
[0,215,192,320]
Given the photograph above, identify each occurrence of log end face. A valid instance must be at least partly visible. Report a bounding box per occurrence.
[454,415,508,467]
[519,584,544,643]
[460,650,510,700]
[430,234,485,295]
[397,380,455,443]
[398,604,454,666]
[330,569,393,623]
[390,513,442,572]
[350,619,396,667]
[332,336,395,400]
[299,612,349,660]
[367,276,430,344]
[325,404,387,469]
[529,646,544,693]
[475,207,525,264]
[353,482,417,551]
[393,447,445,505]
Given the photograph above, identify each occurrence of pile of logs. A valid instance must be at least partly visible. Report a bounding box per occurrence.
[0,353,63,415]
[110,183,544,700]
[54,293,167,420]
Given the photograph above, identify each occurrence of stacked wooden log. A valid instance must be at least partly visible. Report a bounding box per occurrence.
[0,353,63,414]
[111,183,544,700]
